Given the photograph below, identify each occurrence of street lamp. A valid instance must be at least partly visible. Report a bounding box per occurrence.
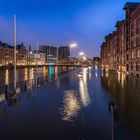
[69,43,77,48]
[79,52,84,56]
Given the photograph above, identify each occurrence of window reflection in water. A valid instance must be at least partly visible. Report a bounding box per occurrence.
[101,69,104,77]
[105,70,109,78]
[42,67,47,82]
[24,68,28,81]
[60,90,81,122]
[95,72,98,78]
[28,68,34,88]
[43,67,46,76]
[5,69,9,85]
[88,67,92,80]
[79,68,90,107]
[54,67,58,80]
[117,72,126,88]
[49,66,54,81]
[29,68,34,80]
[55,67,60,88]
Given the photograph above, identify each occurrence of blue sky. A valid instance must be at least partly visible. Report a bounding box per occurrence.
[0,0,140,57]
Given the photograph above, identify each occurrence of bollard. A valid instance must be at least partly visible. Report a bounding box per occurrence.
[25,81,27,91]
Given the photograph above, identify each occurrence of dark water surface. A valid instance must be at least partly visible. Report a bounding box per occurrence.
[0,67,140,140]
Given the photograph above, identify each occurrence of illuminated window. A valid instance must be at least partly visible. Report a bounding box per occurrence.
[132,51,136,59]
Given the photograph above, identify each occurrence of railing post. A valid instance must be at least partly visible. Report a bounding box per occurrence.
[25,81,27,91]
[32,79,34,88]
[5,85,8,95]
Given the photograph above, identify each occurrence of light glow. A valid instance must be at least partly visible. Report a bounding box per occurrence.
[69,43,77,48]
[79,52,84,56]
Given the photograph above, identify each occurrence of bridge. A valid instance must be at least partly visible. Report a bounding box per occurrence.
[0,64,93,70]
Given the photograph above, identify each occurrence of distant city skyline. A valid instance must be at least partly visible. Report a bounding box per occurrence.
[0,0,140,58]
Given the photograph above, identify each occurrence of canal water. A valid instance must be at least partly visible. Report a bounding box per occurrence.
[0,67,139,140]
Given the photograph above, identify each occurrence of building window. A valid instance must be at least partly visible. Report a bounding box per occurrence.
[132,51,136,59]
[131,63,136,71]
[137,49,140,58]
[126,54,129,60]
[136,37,140,46]
[126,64,129,71]
[136,62,140,71]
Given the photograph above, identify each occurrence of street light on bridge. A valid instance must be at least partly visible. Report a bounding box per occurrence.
[79,52,84,56]
[69,43,77,48]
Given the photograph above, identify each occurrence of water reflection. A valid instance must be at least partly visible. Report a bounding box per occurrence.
[79,68,90,107]
[117,72,126,88]
[0,66,72,89]
[60,68,91,122]
[49,66,54,81]
[5,69,9,85]
[88,67,92,80]
[101,71,140,138]
[60,90,81,122]
[29,68,34,80]
[24,68,28,81]
[0,67,140,139]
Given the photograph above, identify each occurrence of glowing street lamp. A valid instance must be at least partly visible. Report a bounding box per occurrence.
[69,43,77,48]
[79,52,84,56]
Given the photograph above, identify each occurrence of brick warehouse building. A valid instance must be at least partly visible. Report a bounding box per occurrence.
[101,2,140,76]
[124,2,140,75]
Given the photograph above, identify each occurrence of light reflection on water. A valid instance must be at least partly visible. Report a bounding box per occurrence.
[0,67,48,85]
[60,68,91,122]
[0,67,139,139]
[5,69,9,85]
[117,71,126,88]
[24,68,28,81]
[60,90,81,122]
[79,68,90,107]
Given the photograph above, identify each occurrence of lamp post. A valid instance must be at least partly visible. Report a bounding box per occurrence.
[36,35,39,70]
[35,34,39,86]
[14,15,17,92]
[56,47,59,66]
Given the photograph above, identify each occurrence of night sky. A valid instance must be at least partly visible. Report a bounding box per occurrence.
[0,0,139,57]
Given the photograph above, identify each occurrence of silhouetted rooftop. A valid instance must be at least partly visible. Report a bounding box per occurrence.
[123,2,140,11]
